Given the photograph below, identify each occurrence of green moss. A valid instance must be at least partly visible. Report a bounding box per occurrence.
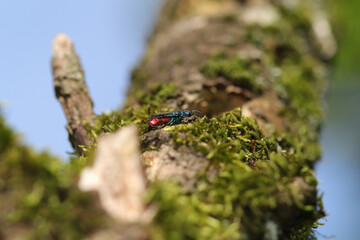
[270,38,324,167]
[200,52,263,94]
[144,109,323,239]
[242,3,326,169]
[0,82,175,238]
[1,1,329,239]
[277,2,313,34]
[171,109,275,166]
[141,4,327,238]
[174,57,184,65]
[75,4,327,238]
[86,83,177,140]
[129,66,149,93]
[221,13,237,23]
[0,113,107,239]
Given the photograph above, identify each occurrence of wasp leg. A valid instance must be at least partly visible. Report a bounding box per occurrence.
[166,118,176,126]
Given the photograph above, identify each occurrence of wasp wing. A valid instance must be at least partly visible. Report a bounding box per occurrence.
[147,113,171,120]
[147,111,181,120]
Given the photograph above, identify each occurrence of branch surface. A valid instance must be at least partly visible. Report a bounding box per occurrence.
[51,34,95,154]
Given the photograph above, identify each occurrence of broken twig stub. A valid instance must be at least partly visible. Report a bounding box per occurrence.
[51,33,95,154]
[79,125,150,224]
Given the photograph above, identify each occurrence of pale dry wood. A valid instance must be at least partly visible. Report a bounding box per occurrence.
[51,33,95,154]
[79,125,151,224]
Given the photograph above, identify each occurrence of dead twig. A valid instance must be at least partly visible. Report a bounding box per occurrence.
[51,33,95,155]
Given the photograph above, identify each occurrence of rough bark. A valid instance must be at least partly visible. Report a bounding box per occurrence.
[51,34,95,155]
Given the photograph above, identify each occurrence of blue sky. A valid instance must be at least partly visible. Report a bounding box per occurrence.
[0,0,163,158]
[0,1,359,239]
[316,80,360,239]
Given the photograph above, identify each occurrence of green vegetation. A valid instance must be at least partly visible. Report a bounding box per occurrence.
[145,109,323,239]
[0,112,107,239]
[329,0,360,80]
[142,2,326,238]
[88,83,177,140]
[0,1,331,239]
[81,58,325,238]
[200,52,263,94]
[171,110,275,165]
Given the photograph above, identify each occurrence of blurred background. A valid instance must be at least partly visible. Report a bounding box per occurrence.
[0,0,358,238]
[315,0,360,238]
[0,0,163,158]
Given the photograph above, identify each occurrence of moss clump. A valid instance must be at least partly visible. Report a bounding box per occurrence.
[171,109,275,166]
[0,84,178,240]
[242,3,326,168]
[145,109,323,239]
[275,56,324,166]
[129,66,149,95]
[87,83,177,140]
[140,5,328,236]
[146,181,241,240]
[200,52,263,94]
[0,113,107,239]
[0,1,329,239]
[78,7,326,237]
[79,82,179,161]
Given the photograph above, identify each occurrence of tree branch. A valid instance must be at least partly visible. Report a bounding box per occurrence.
[51,34,95,155]
[51,1,336,239]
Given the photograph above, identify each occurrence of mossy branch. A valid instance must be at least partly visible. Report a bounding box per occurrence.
[41,0,335,239]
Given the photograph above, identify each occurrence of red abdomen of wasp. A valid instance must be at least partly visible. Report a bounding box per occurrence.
[148,117,171,127]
